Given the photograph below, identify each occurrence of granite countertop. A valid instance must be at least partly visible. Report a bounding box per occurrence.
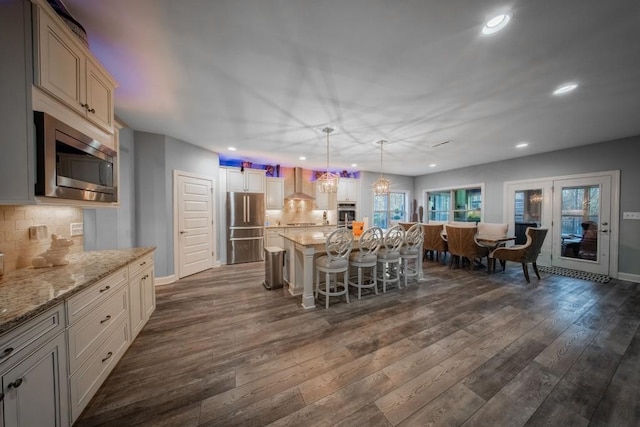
[282,230,360,247]
[0,247,155,334]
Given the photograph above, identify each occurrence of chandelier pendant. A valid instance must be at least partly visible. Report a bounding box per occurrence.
[373,140,391,195]
[317,127,339,193]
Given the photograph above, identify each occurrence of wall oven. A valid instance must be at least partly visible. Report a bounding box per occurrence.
[337,202,357,228]
[34,111,117,202]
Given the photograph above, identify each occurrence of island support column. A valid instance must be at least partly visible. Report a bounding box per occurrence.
[300,244,316,309]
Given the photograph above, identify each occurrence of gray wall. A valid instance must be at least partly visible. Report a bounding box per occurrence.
[358,171,417,223]
[134,132,219,277]
[414,136,640,276]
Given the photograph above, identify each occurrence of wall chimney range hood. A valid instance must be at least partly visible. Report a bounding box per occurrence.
[285,168,315,201]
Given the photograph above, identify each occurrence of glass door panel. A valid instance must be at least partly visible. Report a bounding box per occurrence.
[552,176,611,275]
[506,180,553,266]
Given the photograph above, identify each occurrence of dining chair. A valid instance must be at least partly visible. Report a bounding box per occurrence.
[444,225,489,270]
[476,222,508,239]
[376,225,404,292]
[400,223,424,287]
[315,228,353,309]
[348,226,383,299]
[422,223,447,262]
[489,227,548,283]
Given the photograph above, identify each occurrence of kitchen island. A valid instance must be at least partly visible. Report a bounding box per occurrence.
[282,230,424,309]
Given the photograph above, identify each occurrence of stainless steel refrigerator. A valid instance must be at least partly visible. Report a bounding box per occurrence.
[226,192,265,264]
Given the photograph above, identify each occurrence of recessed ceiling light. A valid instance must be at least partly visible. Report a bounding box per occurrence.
[553,83,579,95]
[516,142,529,148]
[482,12,512,35]
[351,163,358,167]
[299,156,306,160]
[228,146,236,151]
[429,164,437,168]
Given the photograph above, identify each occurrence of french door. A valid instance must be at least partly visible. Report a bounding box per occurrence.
[552,175,611,275]
[505,172,617,276]
[505,180,553,266]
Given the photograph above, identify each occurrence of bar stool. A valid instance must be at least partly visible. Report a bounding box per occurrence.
[400,223,423,287]
[315,228,353,309]
[348,226,383,299]
[377,225,404,293]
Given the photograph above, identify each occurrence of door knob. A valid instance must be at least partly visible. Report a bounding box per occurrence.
[180,231,186,234]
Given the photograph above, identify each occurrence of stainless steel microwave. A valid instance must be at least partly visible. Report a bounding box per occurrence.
[34,112,117,202]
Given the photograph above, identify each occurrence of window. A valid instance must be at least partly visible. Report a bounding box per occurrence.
[561,185,599,235]
[373,192,407,228]
[426,186,483,223]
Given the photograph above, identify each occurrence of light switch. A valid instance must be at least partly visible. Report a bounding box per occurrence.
[70,223,84,236]
[622,212,640,220]
[29,224,48,240]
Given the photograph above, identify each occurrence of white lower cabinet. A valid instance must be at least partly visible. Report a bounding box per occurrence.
[0,304,69,427]
[129,255,155,340]
[68,317,129,422]
[265,228,286,249]
[0,252,155,426]
[66,273,131,422]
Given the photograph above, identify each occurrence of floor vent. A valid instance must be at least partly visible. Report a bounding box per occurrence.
[538,265,611,283]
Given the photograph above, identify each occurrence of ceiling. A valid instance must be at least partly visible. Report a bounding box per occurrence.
[63,0,640,176]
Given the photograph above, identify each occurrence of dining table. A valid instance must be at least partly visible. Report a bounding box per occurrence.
[475,235,516,272]
[281,230,424,309]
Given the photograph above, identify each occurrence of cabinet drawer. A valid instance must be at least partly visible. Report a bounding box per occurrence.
[67,285,128,374]
[128,254,153,279]
[66,267,128,325]
[0,304,64,366]
[69,316,130,423]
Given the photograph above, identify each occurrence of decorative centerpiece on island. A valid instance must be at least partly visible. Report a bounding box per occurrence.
[32,234,74,268]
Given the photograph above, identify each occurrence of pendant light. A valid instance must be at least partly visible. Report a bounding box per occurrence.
[373,140,391,195]
[317,127,339,193]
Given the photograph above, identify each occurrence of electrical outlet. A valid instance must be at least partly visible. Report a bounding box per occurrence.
[29,224,48,240]
[70,223,84,236]
[623,212,640,220]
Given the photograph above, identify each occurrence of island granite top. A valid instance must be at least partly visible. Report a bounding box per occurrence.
[0,247,155,334]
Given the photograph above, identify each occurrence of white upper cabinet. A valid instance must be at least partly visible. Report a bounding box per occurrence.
[314,182,336,210]
[337,178,359,202]
[266,178,284,209]
[34,1,117,133]
[227,168,265,193]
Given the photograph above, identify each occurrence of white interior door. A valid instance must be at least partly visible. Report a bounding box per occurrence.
[176,173,214,278]
[505,180,553,266]
[552,175,611,275]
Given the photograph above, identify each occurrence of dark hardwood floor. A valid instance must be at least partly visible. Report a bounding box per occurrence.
[75,259,640,426]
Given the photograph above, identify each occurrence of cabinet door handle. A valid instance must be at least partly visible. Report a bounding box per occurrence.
[88,107,96,113]
[102,352,113,363]
[99,285,111,293]
[0,347,14,359]
[81,102,88,109]
[100,315,112,324]
[8,378,23,389]
[140,261,147,266]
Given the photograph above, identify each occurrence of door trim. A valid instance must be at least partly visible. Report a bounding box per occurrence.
[503,170,620,279]
[173,170,216,279]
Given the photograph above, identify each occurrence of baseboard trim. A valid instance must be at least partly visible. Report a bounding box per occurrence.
[155,274,177,286]
[617,272,640,283]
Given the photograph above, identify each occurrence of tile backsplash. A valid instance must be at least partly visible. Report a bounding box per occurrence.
[0,206,83,273]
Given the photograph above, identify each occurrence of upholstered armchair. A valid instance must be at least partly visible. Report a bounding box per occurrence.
[489,227,548,283]
[444,225,489,270]
[422,223,447,262]
[477,222,508,239]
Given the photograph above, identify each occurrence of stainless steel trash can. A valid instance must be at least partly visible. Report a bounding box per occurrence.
[263,246,285,290]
